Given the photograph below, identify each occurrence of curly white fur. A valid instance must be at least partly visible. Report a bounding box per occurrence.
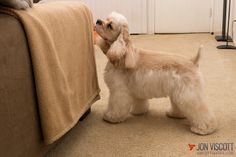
[95,12,217,135]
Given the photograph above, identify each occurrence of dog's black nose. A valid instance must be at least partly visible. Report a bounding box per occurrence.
[96,19,102,25]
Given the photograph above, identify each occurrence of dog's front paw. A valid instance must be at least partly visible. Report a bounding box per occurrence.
[103,111,127,123]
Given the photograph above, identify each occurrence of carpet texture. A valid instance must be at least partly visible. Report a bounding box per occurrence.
[47,34,236,157]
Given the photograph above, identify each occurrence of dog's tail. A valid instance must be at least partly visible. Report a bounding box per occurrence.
[191,45,203,67]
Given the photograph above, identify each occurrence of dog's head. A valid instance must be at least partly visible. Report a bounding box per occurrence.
[95,12,136,68]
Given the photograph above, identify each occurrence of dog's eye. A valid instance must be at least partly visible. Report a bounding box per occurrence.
[107,23,113,29]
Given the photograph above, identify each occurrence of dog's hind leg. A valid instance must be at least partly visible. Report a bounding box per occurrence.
[187,100,217,135]
[103,88,132,123]
[166,99,186,119]
[130,98,149,115]
[173,90,217,135]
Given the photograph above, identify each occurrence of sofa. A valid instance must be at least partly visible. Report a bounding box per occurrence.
[0,1,99,156]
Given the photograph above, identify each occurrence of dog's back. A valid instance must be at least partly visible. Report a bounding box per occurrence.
[137,48,199,72]
[125,47,203,99]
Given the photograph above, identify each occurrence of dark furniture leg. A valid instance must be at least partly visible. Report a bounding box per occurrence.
[217,0,236,49]
[215,0,233,42]
[79,108,91,121]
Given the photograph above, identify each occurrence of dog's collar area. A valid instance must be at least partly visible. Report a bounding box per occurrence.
[104,38,114,44]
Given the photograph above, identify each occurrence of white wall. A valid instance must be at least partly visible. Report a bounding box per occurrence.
[155,0,213,33]
[213,0,223,33]
[81,0,148,34]
[80,0,232,36]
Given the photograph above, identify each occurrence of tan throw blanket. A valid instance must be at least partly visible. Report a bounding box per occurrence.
[0,1,100,144]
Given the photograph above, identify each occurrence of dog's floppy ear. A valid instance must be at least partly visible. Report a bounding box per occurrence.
[106,24,136,68]
[106,26,127,67]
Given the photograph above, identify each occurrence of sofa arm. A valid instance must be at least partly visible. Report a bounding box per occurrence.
[0,14,51,157]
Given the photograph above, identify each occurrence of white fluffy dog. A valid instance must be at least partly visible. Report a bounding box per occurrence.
[95,12,217,135]
[0,0,33,9]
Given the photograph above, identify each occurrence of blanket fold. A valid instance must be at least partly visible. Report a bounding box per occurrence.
[0,1,100,144]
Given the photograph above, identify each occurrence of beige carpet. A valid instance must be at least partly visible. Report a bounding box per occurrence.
[47,34,236,157]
